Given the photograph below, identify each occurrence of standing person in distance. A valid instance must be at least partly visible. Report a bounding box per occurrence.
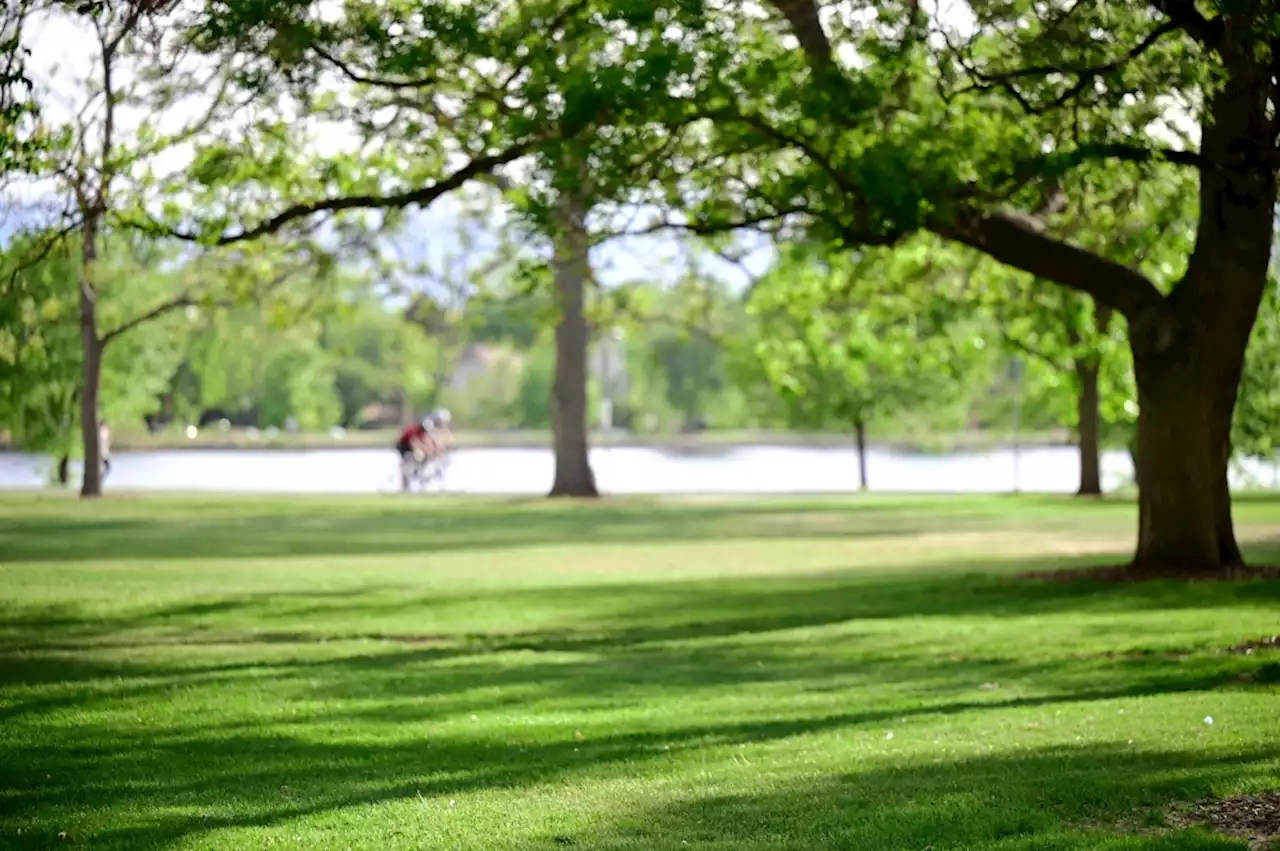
[99,419,111,482]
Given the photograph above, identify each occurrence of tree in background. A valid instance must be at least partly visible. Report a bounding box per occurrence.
[749,244,988,490]
[323,300,432,429]
[962,162,1195,495]
[0,0,47,176]
[1233,279,1280,466]
[595,0,1277,574]
[160,0,682,498]
[640,274,743,432]
[6,0,340,495]
[0,230,198,478]
[495,177,602,498]
[544,187,598,497]
[0,230,81,462]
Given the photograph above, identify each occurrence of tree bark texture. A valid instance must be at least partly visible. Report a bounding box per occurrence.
[78,220,104,499]
[854,418,868,491]
[1074,360,1102,496]
[547,191,599,498]
[1126,42,1276,576]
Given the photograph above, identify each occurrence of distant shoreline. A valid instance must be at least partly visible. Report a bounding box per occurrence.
[1,428,1076,455]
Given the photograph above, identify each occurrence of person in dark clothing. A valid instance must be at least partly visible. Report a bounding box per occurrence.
[396,420,429,457]
[99,419,111,481]
[396,419,434,491]
[395,412,453,491]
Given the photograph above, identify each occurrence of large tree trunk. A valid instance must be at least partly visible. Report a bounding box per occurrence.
[547,191,598,498]
[1074,359,1102,496]
[1127,47,1276,577]
[1130,344,1246,575]
[854,418,868,491]
[768,0,1276,576]
[79,223,104,499]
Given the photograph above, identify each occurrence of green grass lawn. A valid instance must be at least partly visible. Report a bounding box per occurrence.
[0,493,1278,850]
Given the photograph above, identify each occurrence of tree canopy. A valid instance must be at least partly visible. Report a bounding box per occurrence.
[2,0,1278,572]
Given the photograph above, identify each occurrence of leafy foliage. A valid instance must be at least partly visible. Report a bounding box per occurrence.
[748,241,989,432]
[0,230,191,453]
[1234,280,1280,459]
[0,232,81,453]
[0,0,48,175]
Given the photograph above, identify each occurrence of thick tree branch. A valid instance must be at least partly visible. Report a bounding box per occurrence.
[725,0,1185,332]
[1003,331,1069,372]
[3,220,79,289]
[966,142,1205,209]
[477,171,516,194]
[970,21,1179,85]
[1271,37,1280,148]
[768,0,834,66]
[1147,0,1223,49]
[704,106,859,200]
[159,139,543,245]
[99,293,201,343]
[930,207,1167,322]
[1077,142,1204,171]
[699,106,912,246]
[955,19,1183,114]
[705,103,1200,246]
[604,204,812,240]
[100,267,295,344]
[312,44,434,90]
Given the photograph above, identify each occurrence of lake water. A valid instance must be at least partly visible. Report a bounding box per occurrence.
[2,444,1278,495]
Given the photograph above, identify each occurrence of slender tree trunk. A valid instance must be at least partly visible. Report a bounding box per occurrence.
[78,221,104,499]
[79,338,104,497]
[854,418,868,491]
[256,302,267,429]
[1127,47,1276,577]
[1074,359,1102,496]
[548,191,598,498]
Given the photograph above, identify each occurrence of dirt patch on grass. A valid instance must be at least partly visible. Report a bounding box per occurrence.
[1020,563,1280,583]
[1055,634,1280,663]
[1168,792,1280,849]
[1230,635,1280,655]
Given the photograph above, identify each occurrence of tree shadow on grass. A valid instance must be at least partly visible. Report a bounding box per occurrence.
[2,602,1273,730]
[1,548,1277,737]
[0,495,1122,563]
[3,543,1278,657]
[560,744,1277,850]
[2,546,1279,847]
[3,492,1277,565]
[1,703,1275,849]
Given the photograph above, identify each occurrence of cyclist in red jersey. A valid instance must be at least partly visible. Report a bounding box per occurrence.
[396,420,429,458]
[396,419,431,491]
[395,411,452,491]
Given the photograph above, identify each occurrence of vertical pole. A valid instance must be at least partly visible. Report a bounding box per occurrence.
[1010,357,1024,494]
[600,335,611,431]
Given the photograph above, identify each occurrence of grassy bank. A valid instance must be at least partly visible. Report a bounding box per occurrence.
[70,426,1073,453]
[1,494,1278,849]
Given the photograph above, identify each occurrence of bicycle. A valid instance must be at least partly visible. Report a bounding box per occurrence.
[401,448,450,492]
